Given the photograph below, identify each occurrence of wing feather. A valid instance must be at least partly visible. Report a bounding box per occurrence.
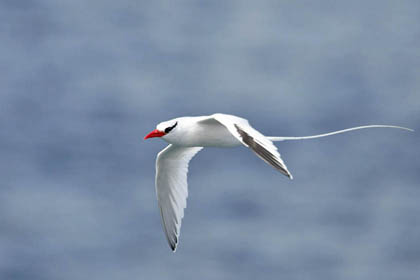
[210,114,293,179]
[155,144,202,251]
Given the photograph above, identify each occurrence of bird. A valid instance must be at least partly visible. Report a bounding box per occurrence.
[144,113,413,251]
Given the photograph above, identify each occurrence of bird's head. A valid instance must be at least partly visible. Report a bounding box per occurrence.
[144,119,179,141]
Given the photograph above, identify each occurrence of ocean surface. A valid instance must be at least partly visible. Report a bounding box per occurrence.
[1,1,419,279]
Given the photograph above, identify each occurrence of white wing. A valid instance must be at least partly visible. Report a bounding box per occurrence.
[155,144,203,251]
[201,113,293,179]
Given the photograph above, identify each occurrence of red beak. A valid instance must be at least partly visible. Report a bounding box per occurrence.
[144,129,166,140]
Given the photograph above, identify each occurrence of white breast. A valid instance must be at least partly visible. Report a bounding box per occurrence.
[166,117,241,147]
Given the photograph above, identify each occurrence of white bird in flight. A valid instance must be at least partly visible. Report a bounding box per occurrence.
[144,113,412,251]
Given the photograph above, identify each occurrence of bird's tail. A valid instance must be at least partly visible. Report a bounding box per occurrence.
[267,125,413,142]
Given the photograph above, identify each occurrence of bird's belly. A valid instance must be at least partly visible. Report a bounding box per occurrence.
[192,133,240,147]
[176,124,241,147]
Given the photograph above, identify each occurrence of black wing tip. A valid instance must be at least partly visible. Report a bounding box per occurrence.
[169,237,178,252]
[278,168,293,180]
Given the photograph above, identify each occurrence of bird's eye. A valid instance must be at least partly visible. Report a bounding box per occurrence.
[164,122,178,134]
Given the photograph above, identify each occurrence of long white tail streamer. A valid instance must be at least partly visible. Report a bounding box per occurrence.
[267,125,413,142]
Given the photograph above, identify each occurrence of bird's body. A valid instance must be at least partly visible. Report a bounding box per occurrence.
[155,115,246,147]
[144,113,412,251]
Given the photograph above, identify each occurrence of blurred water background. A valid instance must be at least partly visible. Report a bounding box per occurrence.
[1,1,420,279]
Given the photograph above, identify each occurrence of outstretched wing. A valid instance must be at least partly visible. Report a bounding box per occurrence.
[155,144,203,251]
[201,114,293,179]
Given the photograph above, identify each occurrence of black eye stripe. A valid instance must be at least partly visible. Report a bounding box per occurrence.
[164,122,178,133]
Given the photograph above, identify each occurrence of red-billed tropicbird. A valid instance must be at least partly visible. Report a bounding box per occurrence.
[144,113,412,251]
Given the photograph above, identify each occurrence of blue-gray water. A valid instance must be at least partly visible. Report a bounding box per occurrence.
[1,1,419,279]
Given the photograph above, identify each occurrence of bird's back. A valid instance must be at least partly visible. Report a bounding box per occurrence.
[173,115,241,147]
